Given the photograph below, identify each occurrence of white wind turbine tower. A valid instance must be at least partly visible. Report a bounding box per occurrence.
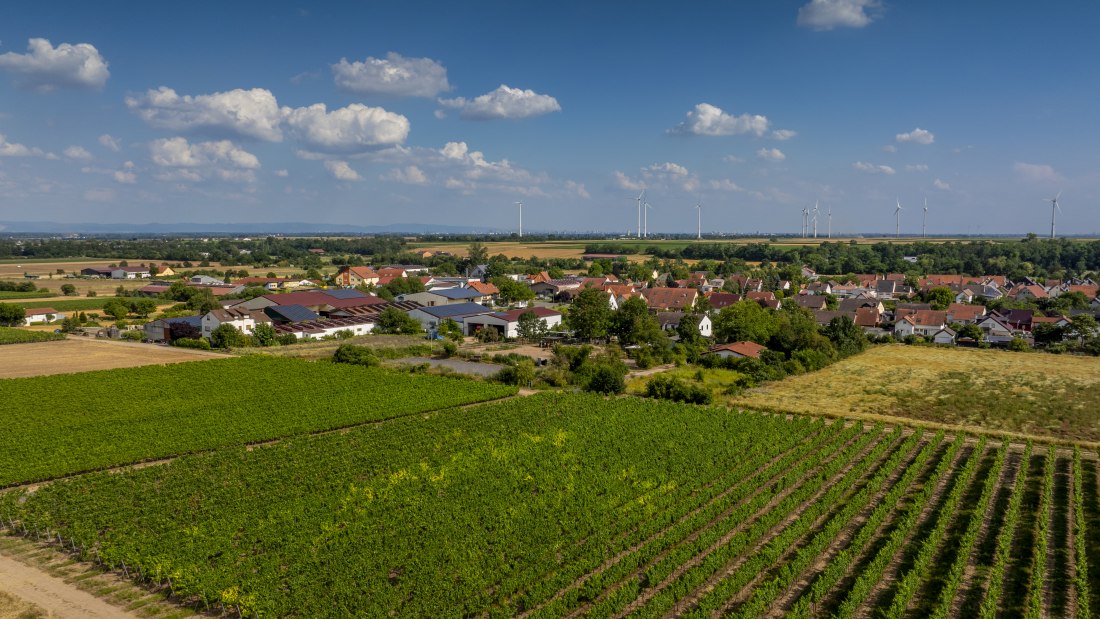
[695,203,702,240]
[922,197,928,239]
[635,189,646,239]
[515,201,523,238]
[812,201,819,239]
[801,207,809,237]
[828,207,832,239]
[1045,191,1062,239]
[644,200,654,238]
[894,198,903,239]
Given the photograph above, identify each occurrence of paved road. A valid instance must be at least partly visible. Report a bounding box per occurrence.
[392,357,504,377]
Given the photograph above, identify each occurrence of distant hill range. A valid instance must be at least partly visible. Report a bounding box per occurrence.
[0,221,504,235]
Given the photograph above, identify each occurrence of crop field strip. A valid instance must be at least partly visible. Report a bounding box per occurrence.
[3,392,1100,618]
[0,356,516,486]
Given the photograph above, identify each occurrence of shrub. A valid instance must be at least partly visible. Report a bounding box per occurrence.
[121,330,144,341]
[583,361,627,395]
[332,343,381,367]
[441,340,458,358]
[173,338,211,350]
[645,375,712,405]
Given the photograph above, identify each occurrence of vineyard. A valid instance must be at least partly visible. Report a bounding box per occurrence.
[2,392,1097,617]
[0,356,515,486]
[0,327,66,345]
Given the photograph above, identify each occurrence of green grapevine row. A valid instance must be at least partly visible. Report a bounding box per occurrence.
[1025,445,1056,619]
[979,442,1033,619]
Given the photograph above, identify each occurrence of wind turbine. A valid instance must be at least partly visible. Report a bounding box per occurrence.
[922,197,928,239]
[695,203,702,240]
[644,201,654,238]
[1045,191,1062,239]
[894,198,903,239]
[801,207,809,237]
[812,201,819,239]
[635,189,645,239]
[515,201,523,238]
[828,207,832,239]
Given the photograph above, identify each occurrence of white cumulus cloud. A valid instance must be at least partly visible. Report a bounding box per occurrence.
[285,103,409,152]
[933,178,951,190]
[324,160,361,181]
[384,165,428,185]
[1013,162,1063,183]
[98,134,121,152]
[709,179,743,191]
[905,164,929,172]
[332,52,450,97]
[771,129,798,140]
[0,134,46,157]
[896,128,935,145]
[614,171,644,192]
[126,87,285,141]
[671,103,769,137]
[853,161,895,175]
[275,169,289,177]
[797,0,881,31]
[438,84,561,120]
[63,146,93,161]
[566,180,590,199]
[757,148,786,162]
[882,145,897,153]
[0,38,109,91]
[150,137,260,169]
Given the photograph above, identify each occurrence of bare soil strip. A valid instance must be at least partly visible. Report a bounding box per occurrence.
[763,436,932,617]
[850,445,972,619]
[511,422,828,616]
[558,428,870,619]
[616,430,884,618]
[704,431,912,618]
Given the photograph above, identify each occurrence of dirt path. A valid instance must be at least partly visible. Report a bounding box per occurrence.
[0,553,139,618]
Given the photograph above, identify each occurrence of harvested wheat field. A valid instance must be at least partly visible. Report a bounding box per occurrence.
[733,344,1100,444]
[0,337,224,379]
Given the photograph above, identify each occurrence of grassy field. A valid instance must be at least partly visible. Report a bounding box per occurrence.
[732,344,1100,444]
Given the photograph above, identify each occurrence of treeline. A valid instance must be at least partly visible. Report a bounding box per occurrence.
[587,237,1100,279]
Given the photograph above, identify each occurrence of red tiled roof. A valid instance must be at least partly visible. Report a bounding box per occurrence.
[642,287,698,310]
[709,341,766,359]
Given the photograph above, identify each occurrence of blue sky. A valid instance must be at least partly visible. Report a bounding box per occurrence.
[1,1,1098,235]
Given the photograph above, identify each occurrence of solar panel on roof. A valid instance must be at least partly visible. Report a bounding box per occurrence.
[265,304,320,323]
[324,289,369,299]
[420,302,491,318]
[435,288,480,299]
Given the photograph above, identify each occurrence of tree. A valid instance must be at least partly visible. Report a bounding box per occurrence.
[925,287,954,311]
[130,298,158,318]
[332,343,380,366]
[584,360,627,395]
[60,283,77,296]
[1068,314,1099,343]
[252,323,277,347]
[438,318,464,342]
[210,323,251,349]
[612,297,654,345]
[376,307,422,334]
[823,316,868,358]
[517,310,549,342]
[496,358,537,386]
[713,300,777,344]
[957,323,984,342]
[566,288,613,340]
[0,303,24,326]
[1008,336,1030,352]
[493,276,535,305]
[103,299,131,321]
[168,321,202,342]
[381,276,425,298]
[1032,322,1066,346]
[466,242,489,268]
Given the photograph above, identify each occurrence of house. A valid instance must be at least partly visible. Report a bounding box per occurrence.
[467,264,490,281]
[462,307,563,338]
[201,307,272,338]
[932,327,957,345]
[153,264,176,278]
[803,281,832,296]
[839,298,885,314]
[335,266,379,288]
[996,309,1035,332]
[893,310,948,338]
[812,310,849,327]
[231,289,380,314]
[976,314,1015,344]
[143,315,202,342]
[233,277,299,291]
[854,307,882,328]
[407,302,491,332]
[642,287,698,312]
[655,312,713,337]
[707,341,766,359]
[23,307,62,325]
[190,275,226,286]
[875,280,912,300]
[946,303,987,324]
[464,281,500,305]
[705,292,742,313]
[271,316,376,339]
[530,278,583,300]
[397,287,484,307]
[135,283,172,296]
[1007,284,1048,301]
[111,266,151,280]
[793,295,828,311]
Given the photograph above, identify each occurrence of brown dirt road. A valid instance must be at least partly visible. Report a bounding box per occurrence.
[0,553,138,618]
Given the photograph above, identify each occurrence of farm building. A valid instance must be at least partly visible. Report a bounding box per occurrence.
[407,303,491,332]
[23,307,62,325]
[462,307,563,338]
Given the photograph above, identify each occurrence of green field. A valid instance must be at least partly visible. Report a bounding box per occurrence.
[4,391,1096,618]
[0,357,515,486]
[12,297,151,312]
[0,290,53,300]
[0,327,66,345]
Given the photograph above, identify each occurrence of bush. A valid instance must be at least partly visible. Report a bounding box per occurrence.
[441,340,458,358]
[644,375,712,405]
[494,358,536,386]
[583,362,627,395]
[332,343,380,367]
[276,333,298,346]
[1008,337,1030,352]
[173,337,211,350]
[121,330,144,341]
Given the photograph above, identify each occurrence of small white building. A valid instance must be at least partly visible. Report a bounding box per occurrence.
[931,327,957,345]
[111,266,151,279]
[462,307,564,338]
[24,307,62,325]
[201,307,272,338]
